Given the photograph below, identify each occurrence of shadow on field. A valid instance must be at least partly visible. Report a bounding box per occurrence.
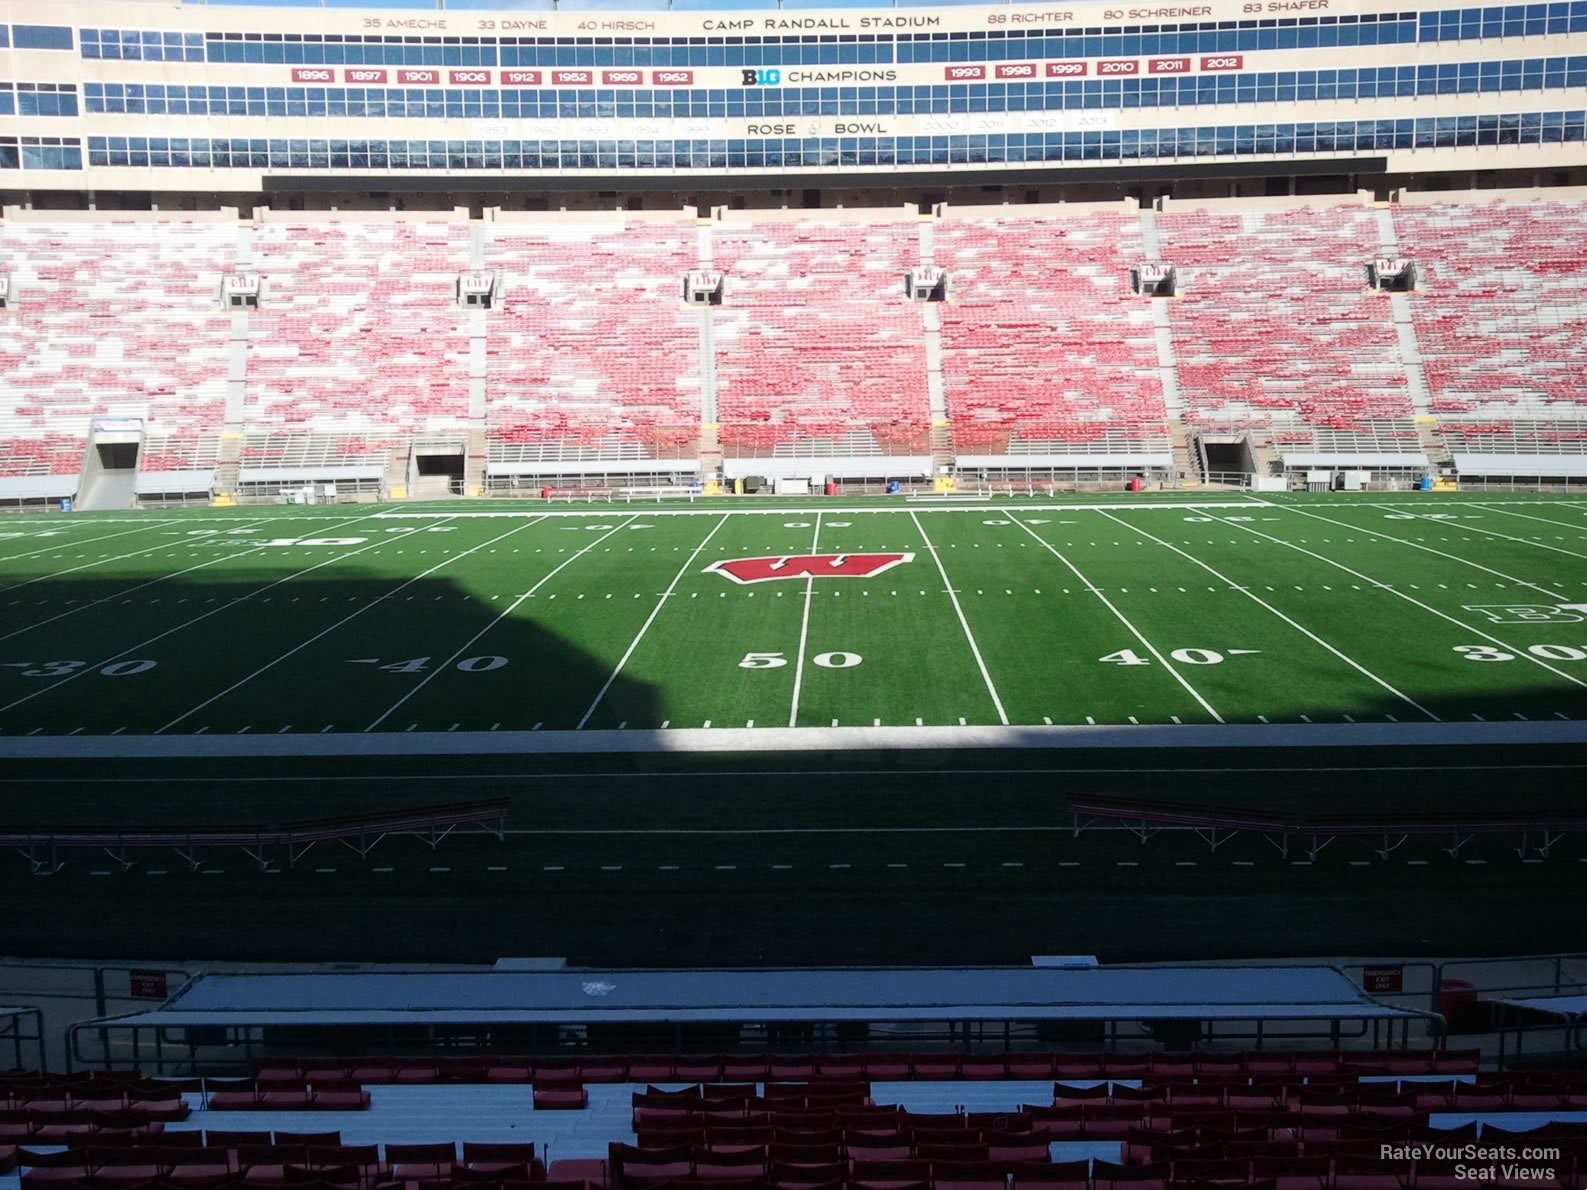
[1,557,1587,965]
[0,563,659,738]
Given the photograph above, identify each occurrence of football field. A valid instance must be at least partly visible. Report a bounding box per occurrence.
[2,491,1587,742]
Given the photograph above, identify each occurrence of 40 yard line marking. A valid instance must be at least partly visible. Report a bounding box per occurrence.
[788,511,823,729]
[1096,510,1438,722]
[367,515,640,732]
[0,514,443,717]
[909,511,1009,726]
[577,513,732,730]
[155,517,540,735]
[1201,510,1587,691]
[1010,511,1224,724]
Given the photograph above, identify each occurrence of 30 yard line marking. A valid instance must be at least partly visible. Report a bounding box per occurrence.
[368,516,639,732]
[576,513,732,730]
[0,514,444,717]
[1202,510,1587,691]
[788,511,823,728]
[154,517,539,735]
[1097,510,1437,721]
[909,511,1008,726]
[1011,512,1223,723]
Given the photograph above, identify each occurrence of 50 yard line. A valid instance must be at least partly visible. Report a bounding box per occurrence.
[909,511,1008,726]
[1096,509,1437,721]
[1007,511,1223,724]
[367,515,640,732]
[576,513,732,730]
[788,511,823,728]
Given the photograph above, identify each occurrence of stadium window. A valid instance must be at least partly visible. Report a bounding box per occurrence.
[13,25,72,50]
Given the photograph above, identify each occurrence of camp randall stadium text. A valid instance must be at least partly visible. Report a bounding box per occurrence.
[1380,1144,1559,1182]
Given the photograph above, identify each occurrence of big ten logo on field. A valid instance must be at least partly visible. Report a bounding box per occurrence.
[1463,603,1587,624]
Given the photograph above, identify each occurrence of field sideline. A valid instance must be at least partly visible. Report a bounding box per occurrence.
[1,492,1586,747]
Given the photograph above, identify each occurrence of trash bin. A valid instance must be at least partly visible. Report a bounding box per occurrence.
[1419,475,1434,492]
[541,486,553,500]
[1439,978,1483,1032]
[887,480,902,495]
[59,497,73,512]
[825,481,838,496]
[1127,477,1144,493]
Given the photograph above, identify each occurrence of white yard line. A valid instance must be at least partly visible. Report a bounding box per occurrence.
[0,513,443,716]
[1368,503,1587,566]
[909,511,1009,726]
[0,523,165,566]
[155,517,542,735]
[1008,511,1224,724]
[0,517,282,641]
[1269,503,1576,604]
[1468,502,1587,536]
[372,500,1271,520]
[576,514,732,730]
[788,511,823,729]
[1201,509,1587,691]
[365,515,639,732]
[1096,509,1438,722]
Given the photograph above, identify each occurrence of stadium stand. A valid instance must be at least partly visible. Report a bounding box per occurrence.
[484,216,702,484]
[19,1050,1587,1190]
[712,215,932,474]
[0,216,234,500]
[244,220,471,434]
[934,210,1170,475]
[5,193,1587,499]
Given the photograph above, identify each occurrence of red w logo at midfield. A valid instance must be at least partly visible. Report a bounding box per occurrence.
[705,553,915,585]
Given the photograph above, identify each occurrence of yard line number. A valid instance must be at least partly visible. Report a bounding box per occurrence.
[740,651,862,670]
[1099,647,1259,667]
[4,659,157,678]
[347,656,509,673]
[1453,644,1587,662]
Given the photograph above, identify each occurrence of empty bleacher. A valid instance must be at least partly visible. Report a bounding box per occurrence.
[16,1049,1587,1190]
[245,221,471,436]
[1394,198,1587,424]
[934,211,1169,472]
[1156,204,1414,436]
[0,217,233,497]
[712,217,931,462]
[483,218,702,470]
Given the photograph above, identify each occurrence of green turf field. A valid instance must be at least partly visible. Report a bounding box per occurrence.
[2,491,1586,740]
